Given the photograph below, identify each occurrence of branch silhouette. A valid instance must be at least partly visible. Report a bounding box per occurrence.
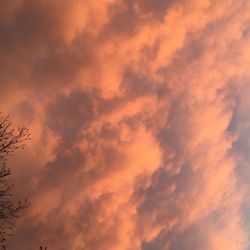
[0,114,31,249]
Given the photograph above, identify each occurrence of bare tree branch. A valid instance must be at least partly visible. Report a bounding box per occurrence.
[0,113,31,249]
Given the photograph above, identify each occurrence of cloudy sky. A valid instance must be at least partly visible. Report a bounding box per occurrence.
[0,0,250,249]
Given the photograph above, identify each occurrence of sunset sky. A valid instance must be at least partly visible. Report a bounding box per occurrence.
[0,0,250,249]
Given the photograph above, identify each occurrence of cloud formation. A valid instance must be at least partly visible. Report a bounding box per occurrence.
[0,0,249,249]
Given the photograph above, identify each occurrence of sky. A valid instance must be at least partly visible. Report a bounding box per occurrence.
[0,0,250,249]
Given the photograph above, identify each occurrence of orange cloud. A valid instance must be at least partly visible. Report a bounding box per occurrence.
[0,0,249,249]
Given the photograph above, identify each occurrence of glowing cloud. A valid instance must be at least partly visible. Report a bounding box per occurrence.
[0,0,249,249]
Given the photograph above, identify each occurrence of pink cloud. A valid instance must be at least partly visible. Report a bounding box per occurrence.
[0,0,249,249]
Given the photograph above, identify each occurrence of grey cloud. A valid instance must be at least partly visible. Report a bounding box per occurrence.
[169,222,208,250]
[136,0,178,21]
[0,0,97,95]
[227,80,250,239]
[46,90,97,144]
[105,0,138,37]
